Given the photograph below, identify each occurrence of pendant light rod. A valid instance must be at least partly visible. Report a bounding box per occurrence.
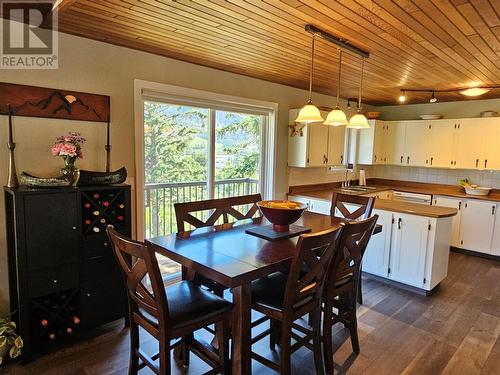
[335,50,343,106]
[305,24,369,59]
[357,58,365,110]
[307,32,316,103]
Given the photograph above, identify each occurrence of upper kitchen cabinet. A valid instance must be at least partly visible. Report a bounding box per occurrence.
[386,121,407,165]
[404,120,430,167]
[454,119,487,170]
[288,109,346,168]
[428,120,457,168]
[483,118,500,170]
[356,120,387,165]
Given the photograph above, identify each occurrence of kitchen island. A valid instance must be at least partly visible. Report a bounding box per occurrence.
[288,183,457,294]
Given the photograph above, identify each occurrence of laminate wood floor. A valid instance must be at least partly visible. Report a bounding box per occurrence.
[5,252,500,375]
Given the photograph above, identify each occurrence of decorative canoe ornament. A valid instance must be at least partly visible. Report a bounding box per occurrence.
[19,171,73,188]
[78,167,127,186]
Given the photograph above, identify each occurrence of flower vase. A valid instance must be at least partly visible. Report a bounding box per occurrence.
[61,161,80,187]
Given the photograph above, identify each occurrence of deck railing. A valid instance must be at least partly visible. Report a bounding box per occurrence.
[144,178,260,238]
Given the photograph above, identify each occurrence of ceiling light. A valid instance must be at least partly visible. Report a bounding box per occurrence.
[459,87,491,97]
[430,91,437,103]
[348,58,370,129]
[324,50,347,126]
[398,91,406,103]
[295,33,323,123]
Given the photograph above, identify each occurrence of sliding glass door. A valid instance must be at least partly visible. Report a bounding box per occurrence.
[143,101,264,239]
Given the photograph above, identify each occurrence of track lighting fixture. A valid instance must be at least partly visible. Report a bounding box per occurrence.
[430,91,437,103]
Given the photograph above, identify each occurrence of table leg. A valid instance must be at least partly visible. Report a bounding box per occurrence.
[232,282,252,375]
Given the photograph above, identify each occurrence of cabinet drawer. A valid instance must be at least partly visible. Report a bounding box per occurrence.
[84,236,113,259]
[29,263,80,298]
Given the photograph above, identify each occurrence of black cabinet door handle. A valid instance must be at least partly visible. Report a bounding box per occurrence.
[398,218,402,229]
[476,159,479,168]
[485,160,488,169]
[400,156,403,164]
[407,156,410,164]
[492,206,496,215]
[430,157,433,165]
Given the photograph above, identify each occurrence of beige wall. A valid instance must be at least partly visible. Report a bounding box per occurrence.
[378,98,500,120]
[0,31,354,313]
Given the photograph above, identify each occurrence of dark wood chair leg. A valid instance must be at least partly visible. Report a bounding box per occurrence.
[159,339,171,375]
[311,310,325,375]
[280,322,292,375]
[322,301,334,375]
[349,291,360,354]
[218,313,231,374]
[357,270,363,305]
[128,322,140,375]
[269,318,281,350]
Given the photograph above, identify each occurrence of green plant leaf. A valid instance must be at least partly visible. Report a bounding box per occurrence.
[9,346,20,359]
[0,354,3,366]
[0,327,6,335]
[0,336,6,347]
[14,336,23,349]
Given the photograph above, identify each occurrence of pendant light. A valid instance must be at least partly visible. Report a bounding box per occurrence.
[295,33,324,123]
[347,58,370,129]
[324,50,348,126]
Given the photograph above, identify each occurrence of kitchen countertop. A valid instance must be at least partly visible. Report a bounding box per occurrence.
[287,179,476,218]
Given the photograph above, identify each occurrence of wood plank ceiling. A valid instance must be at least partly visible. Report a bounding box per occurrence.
[56,0,500,105]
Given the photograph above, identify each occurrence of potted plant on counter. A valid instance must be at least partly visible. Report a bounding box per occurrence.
[0,317,23,366]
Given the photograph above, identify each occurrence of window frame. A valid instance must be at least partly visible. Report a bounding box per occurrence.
[134,79,278,240]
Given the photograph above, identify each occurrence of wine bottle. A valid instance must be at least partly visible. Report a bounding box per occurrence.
[84,219,91,225]
[92,227,100,233]
[40,319,49,327]
[72,316,81,325]
[48,332,56,341]
[84,203,91,208]
[66,327,73,335]
[93,210,100,216]
[100,218,106,224]
[102,201,109,207]
[93,193,100,199]
[118,204,125,209]
[117,215,124,221]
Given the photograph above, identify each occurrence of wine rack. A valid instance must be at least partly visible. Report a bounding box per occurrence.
[30,289,81,345]
[5,185,131,362]
[81,189,127,236]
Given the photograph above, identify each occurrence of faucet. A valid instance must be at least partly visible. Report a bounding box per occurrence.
[342,164,354,187]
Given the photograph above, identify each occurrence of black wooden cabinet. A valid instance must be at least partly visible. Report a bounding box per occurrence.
[5,185,131,361]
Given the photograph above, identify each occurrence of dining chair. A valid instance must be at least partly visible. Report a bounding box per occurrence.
[249,226,343,375]
[107,227,233,375]
[321,215,378,374]
[330,192,375,304]
[174,193,262,297]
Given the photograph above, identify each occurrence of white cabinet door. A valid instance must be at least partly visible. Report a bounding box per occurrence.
[327,125,346,166]
[490,203,500,256]
[455,119,486,170]
[309,199,331,215]
[433,196,462,247]
[429,120,457,168]
[363,210,392,277]
[386,121,406,165]
[357,120,386,165]
[459,199,496,253]
[389,213,429,288]
[484,119,500,170]
[405,121,430,167]
[307,125,329,167]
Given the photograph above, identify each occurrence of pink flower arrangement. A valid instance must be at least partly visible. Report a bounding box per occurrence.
[52,132,86,167]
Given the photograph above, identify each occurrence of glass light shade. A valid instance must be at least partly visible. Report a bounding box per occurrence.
[347,113,370,129]
[398,94,406,103]
[324,108,348,126]
[459,87,490,97]
[295,104,324,123]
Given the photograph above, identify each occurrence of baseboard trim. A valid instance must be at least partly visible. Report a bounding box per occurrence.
[451,247,500,261]
[362,272,438,296]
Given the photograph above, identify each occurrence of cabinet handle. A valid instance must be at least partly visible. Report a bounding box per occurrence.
[384,157,386,162]
[458,201,461,210]
[398,218,402,229]
[340,155,343,164]
[492,206,496,215]
[430,157,433,165]
[485,160,488,169]
[407,156,410,164]
[374,155,377,162]
[476,159,479,168]
[451,160,453,165]
[465,202,468,209]
[400,156,403,164]
[454,124,457,129]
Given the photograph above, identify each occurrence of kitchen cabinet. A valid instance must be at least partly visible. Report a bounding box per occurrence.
[389,213,430,288]
[454,119,486,170]
[404,120,430,167]
[428,120,457,168]
[484,118,500,170]
[433,196,462,247]
[356,120,387,165]
[386,121,406,165]
[327,124,346,165]
[490,203,500,256]
[288,109,346,167]
[459,199,496,253]
[363,209,392,277]
[287,195,331,215]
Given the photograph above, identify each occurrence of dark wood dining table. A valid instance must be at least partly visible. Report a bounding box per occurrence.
[146,211,381,374]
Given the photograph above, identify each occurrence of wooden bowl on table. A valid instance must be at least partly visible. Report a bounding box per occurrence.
[257,200,308,232]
